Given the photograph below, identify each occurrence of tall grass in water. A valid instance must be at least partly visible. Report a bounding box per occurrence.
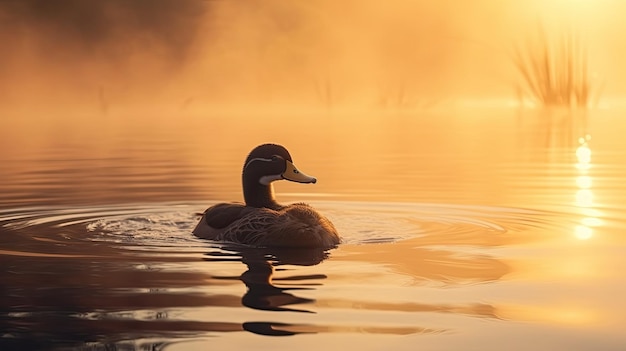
[513,27,596,108]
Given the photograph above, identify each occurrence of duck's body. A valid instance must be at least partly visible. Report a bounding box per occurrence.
[193,144,340,248]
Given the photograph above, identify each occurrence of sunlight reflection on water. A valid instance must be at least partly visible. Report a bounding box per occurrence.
[573,136,598,241]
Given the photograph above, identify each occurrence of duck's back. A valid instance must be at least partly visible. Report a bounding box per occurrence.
[193,203,252,240]
[263,203,340,248]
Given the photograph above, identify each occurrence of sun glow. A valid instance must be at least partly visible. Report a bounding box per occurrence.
[532,0,607,21]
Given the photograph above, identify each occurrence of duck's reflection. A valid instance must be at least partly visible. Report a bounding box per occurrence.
[206,245,329,315]
[203,245,330,336]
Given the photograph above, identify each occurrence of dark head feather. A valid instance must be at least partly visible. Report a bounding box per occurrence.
[244,144,292,166]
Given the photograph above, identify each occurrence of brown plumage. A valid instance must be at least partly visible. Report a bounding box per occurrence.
[193,144,341,248]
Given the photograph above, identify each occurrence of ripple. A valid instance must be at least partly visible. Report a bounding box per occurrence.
[0,201,566,259]
[0,201,587,349]
[323,201,565,246]
[0,203,207,259]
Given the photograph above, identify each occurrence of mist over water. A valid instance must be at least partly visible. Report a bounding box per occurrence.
[0,0,206,110]
[1,0,626,113]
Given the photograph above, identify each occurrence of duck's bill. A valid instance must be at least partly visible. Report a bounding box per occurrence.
[282,160,317,184]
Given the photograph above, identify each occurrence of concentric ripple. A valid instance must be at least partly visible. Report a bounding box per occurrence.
[0,203,205,259]
[0,201,565,258]
[0,201,583,349]
[322,201,566,246]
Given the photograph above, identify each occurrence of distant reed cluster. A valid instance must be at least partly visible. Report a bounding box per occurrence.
[512,26,598,109]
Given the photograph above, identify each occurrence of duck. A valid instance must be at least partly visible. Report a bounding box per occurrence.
[193,143,341,248]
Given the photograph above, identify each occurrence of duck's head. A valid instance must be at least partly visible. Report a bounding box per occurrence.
[242,144,316,208]
[243,143,316,185]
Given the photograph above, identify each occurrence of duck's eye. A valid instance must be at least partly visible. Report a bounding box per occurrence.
[271,155,279,161]
[293,169,299,174]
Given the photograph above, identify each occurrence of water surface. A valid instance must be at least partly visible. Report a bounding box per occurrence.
[1,109,625,350]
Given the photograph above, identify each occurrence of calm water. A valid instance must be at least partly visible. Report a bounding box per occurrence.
[1,108,626,350]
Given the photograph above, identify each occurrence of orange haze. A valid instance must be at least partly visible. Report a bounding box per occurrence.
[1,0,625,114]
